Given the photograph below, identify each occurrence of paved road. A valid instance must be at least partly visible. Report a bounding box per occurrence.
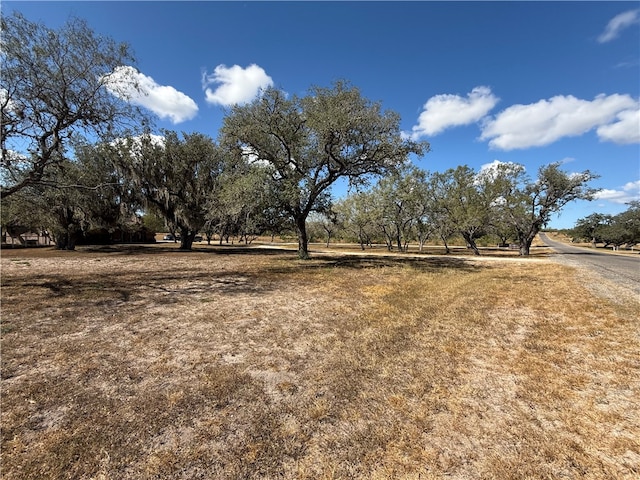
[539,233,640,296]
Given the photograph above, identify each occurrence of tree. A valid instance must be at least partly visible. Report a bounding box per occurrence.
[221,81,427,259]
[408,170,437,253]
[617,201,640,247]
[1,141,137,250]
[308,209,343,247]
[575,202,640,250]
[370,166,428,252]
[487,162,599,255]
[207,160,285,245]
[1,185,51,245]
[1,12,144,199]
[111,131,226,250]
[335,192,378,250]
[319,209,343,248]
[142,211,167,236]
[430,166,490,255]
[572,213,611,246]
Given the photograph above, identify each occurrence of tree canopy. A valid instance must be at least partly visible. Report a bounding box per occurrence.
[485,162,599,255]
[1,12,144,198]
[109,131,227,250]
[221,81,428,258]
[572,202,640,249]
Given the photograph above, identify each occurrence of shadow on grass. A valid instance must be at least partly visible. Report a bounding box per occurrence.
[3,246,479,309]
[267,254,478,274]
[77,244,297,256]
[12,267,279,303]
[77,244,478,270]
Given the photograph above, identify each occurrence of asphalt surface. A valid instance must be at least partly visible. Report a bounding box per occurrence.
[539,233,640,297]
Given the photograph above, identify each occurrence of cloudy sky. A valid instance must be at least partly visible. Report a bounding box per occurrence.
[7,1,639,228]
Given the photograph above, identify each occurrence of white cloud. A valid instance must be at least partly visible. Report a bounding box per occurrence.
[408,86,499,140]
[597,9,640,43]
[558,157,576,165]
[478,159,522,175]
[202,64,273,107]
[596,106,640,144]
[104,66,198,124]
[476,159,526,184]
[594,180,640,204]
[479,94,638,150]
[111,134,165,154]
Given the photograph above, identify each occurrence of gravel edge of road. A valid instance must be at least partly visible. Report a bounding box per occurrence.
[547,251,640,305]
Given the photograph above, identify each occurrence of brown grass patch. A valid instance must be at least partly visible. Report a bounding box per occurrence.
[1,245,638,479]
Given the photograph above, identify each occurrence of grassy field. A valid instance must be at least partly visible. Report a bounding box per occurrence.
[1,244,639,479]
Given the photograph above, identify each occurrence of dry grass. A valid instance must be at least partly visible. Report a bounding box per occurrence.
[1,244,638,479]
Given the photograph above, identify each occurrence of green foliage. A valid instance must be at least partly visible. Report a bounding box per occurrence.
[1,142,136,249]
[141,211,166,235]
[334,192,380,249]
[221,81,426,258]
[428,166,491,255]
[333,162,599,256]
[111,131,227,250]
[208,161,287,244]
[572,202,640,247]
[481,162,599,255]
[0,10,602,258]
[1,12,144,198]
[367,166,431,251]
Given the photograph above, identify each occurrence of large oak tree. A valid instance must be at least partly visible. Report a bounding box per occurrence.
[110,131,227,250]
[481,162,599,255]
[221,81,428,259]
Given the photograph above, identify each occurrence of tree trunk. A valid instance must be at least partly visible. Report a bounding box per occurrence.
[54,224,79,251]
[179,229,196,250]
[55,231,77,250]
[358,228,366,251]
[462,232,480,255]
[518,228,540,256]
[440,234,451,254]
[395,226,403,252]
[381,226,393,251]
[295,215,310,259]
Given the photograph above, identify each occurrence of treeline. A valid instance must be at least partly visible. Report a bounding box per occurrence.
[299,162,601,256]
[1,12,599,257]
[569,203,640,250]
[1,135,599,257]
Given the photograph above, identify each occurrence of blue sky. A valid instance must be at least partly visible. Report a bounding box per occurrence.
[5,1,640,228]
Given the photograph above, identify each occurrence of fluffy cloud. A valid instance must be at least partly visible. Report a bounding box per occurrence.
[476,159,526,184]
[479,94,638,150]
[202,64,273,107]
[597,9,640,43]
[478,159,523,175]
[408,86,499,140]
[596,107,640,144]
[104,66,198,124]
[594,180,640,204]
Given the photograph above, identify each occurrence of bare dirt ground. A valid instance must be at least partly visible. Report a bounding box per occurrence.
[1,244,639,479]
